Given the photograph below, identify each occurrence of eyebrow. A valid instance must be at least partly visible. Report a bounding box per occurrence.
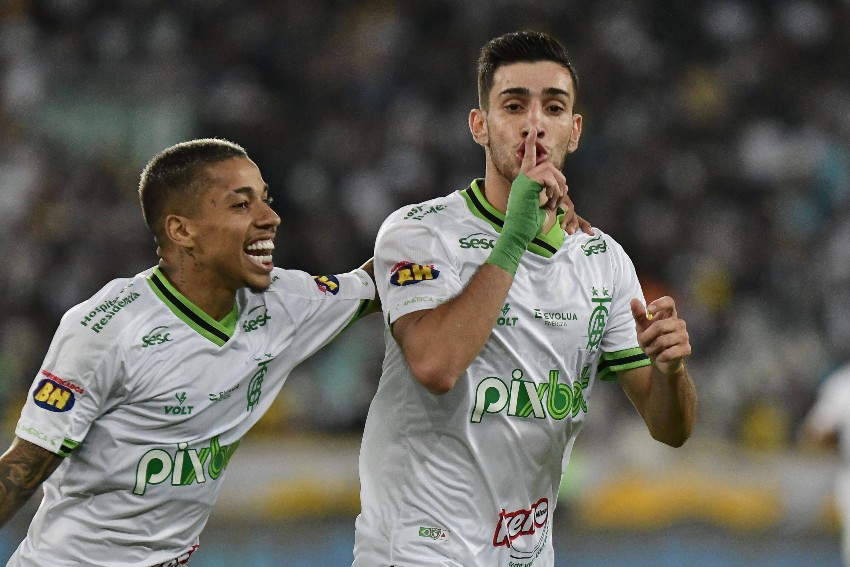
[499,87,571,99]
[231,184,270,198]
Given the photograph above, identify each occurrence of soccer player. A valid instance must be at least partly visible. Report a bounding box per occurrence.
[353,30,696,566]
[801,362,850,566]
[0,138,379,566]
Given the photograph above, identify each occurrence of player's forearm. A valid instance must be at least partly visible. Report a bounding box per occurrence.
[0,438,62,529]
[399,263,514,394]
[642,364,697,447]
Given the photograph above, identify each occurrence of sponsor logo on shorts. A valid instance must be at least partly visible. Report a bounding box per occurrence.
[493,498,550,563]
[313,275,340,295]
[242,305,271,332]
[152,544,199,567]
[32,374,79,412]
[390,262,439,286]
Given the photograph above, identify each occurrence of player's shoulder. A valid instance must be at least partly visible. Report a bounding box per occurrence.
[61,269,154,335]
[381,191,465,228]
[563,227,630,260]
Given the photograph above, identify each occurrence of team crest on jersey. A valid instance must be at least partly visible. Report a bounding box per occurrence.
[32,370,83,412]
[390,261,440,286]
[587,287,611,352]
[313,275,340,295]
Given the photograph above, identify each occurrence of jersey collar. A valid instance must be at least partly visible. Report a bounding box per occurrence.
[461,179,566,258]
[147,267,238,347]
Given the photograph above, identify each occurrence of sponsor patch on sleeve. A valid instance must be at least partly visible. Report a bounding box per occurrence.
[390,262,440,286]
[313,275,340,295]
[32,370,83,412]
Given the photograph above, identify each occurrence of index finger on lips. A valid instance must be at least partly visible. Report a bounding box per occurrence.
[521,128,538,174]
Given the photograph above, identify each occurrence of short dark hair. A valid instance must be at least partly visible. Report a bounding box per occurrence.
[477,30,579,110]
[138,138,248,242]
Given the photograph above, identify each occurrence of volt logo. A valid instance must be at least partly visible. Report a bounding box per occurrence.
[470,367,590,423]
[133,435,240,495]
[313,275,340,295]
[32,378,76,412]
[165,391,193,416]
[390,262,439,286]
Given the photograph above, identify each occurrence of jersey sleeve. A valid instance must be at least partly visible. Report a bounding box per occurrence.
[595,236,651,381]
[265,268,376,365]
[15,308,124,457]
[806,367,850,433]
[374,217,464,326]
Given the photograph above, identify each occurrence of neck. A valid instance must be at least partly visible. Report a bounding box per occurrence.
[157,257,237,321]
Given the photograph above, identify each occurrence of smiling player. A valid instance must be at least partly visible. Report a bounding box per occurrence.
[0,138,377,566]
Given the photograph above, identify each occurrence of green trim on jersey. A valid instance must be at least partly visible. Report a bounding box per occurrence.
[461,179,566,258]
[58,438,80,458]
[597,347,651,381]
[147,267,236,347]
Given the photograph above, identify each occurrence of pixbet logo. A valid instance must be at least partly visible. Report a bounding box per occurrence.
[470,367,589,423]
[242,305,271,332]
[492,498,549,548]
[133,435,240,495]
[142,326,172,347]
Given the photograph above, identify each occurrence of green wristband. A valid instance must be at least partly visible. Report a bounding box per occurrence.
[485,173,547,275]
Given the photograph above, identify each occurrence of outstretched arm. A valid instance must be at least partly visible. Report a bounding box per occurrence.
[618,296,696,447]
[0,437,62,529]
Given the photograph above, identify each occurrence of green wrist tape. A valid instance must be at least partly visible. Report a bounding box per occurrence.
[485,173,547,275]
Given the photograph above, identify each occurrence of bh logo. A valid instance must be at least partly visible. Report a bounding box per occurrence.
[390,262,440,286]
[32,378,76,412]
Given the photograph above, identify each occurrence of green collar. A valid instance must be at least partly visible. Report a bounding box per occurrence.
[460,179,565,258]
[147,267,238,346]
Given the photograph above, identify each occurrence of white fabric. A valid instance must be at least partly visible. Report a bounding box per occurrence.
[10,266,374,567]
[355,186,647,567]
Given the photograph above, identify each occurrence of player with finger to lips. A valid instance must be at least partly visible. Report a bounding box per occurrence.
[354,30,696,567]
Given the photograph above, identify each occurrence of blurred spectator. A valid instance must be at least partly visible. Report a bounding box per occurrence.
[1,0,848,444]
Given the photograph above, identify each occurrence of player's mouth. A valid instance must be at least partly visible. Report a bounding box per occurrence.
[516,140,548,166]
[244,239,275,271]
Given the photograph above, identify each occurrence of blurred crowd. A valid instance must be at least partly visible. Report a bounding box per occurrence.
[1,0,848,446]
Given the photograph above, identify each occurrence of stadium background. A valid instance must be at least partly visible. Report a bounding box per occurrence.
[1,0,848,564]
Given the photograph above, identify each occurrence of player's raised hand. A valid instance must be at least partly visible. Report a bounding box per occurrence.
[559,195,594,236]
[520,128,566,212]
[630,297,691,377]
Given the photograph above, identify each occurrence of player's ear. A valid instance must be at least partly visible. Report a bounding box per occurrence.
[164,214,195,249]
[567,113,582,154]
[469,108,489,147]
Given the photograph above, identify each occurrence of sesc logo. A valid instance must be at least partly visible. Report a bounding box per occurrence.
[142,326,172,348]
[581,236,608,256]
[242,305,271,332]
[459,232,495,250]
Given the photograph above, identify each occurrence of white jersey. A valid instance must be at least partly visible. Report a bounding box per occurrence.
[10,266,374,567]
[805,362,850,564]
[354,180,650,567]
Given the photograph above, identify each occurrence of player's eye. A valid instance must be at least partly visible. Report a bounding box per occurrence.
[233,201,249,210]
[505,103,523,112]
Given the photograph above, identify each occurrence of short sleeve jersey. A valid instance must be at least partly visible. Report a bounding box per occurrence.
[354,180,650,567]
[807,364,850,463]
[10,266,374,567]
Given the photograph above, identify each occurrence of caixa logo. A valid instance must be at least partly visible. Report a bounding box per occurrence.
[141,326,172,347]
[470,368,589,423]
[458,232,495,249]
[133,435,240,495]
[242,305,271,332]
[492,498,549,550]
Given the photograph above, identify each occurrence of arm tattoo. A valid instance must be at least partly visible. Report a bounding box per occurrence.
[0,439,62,528]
